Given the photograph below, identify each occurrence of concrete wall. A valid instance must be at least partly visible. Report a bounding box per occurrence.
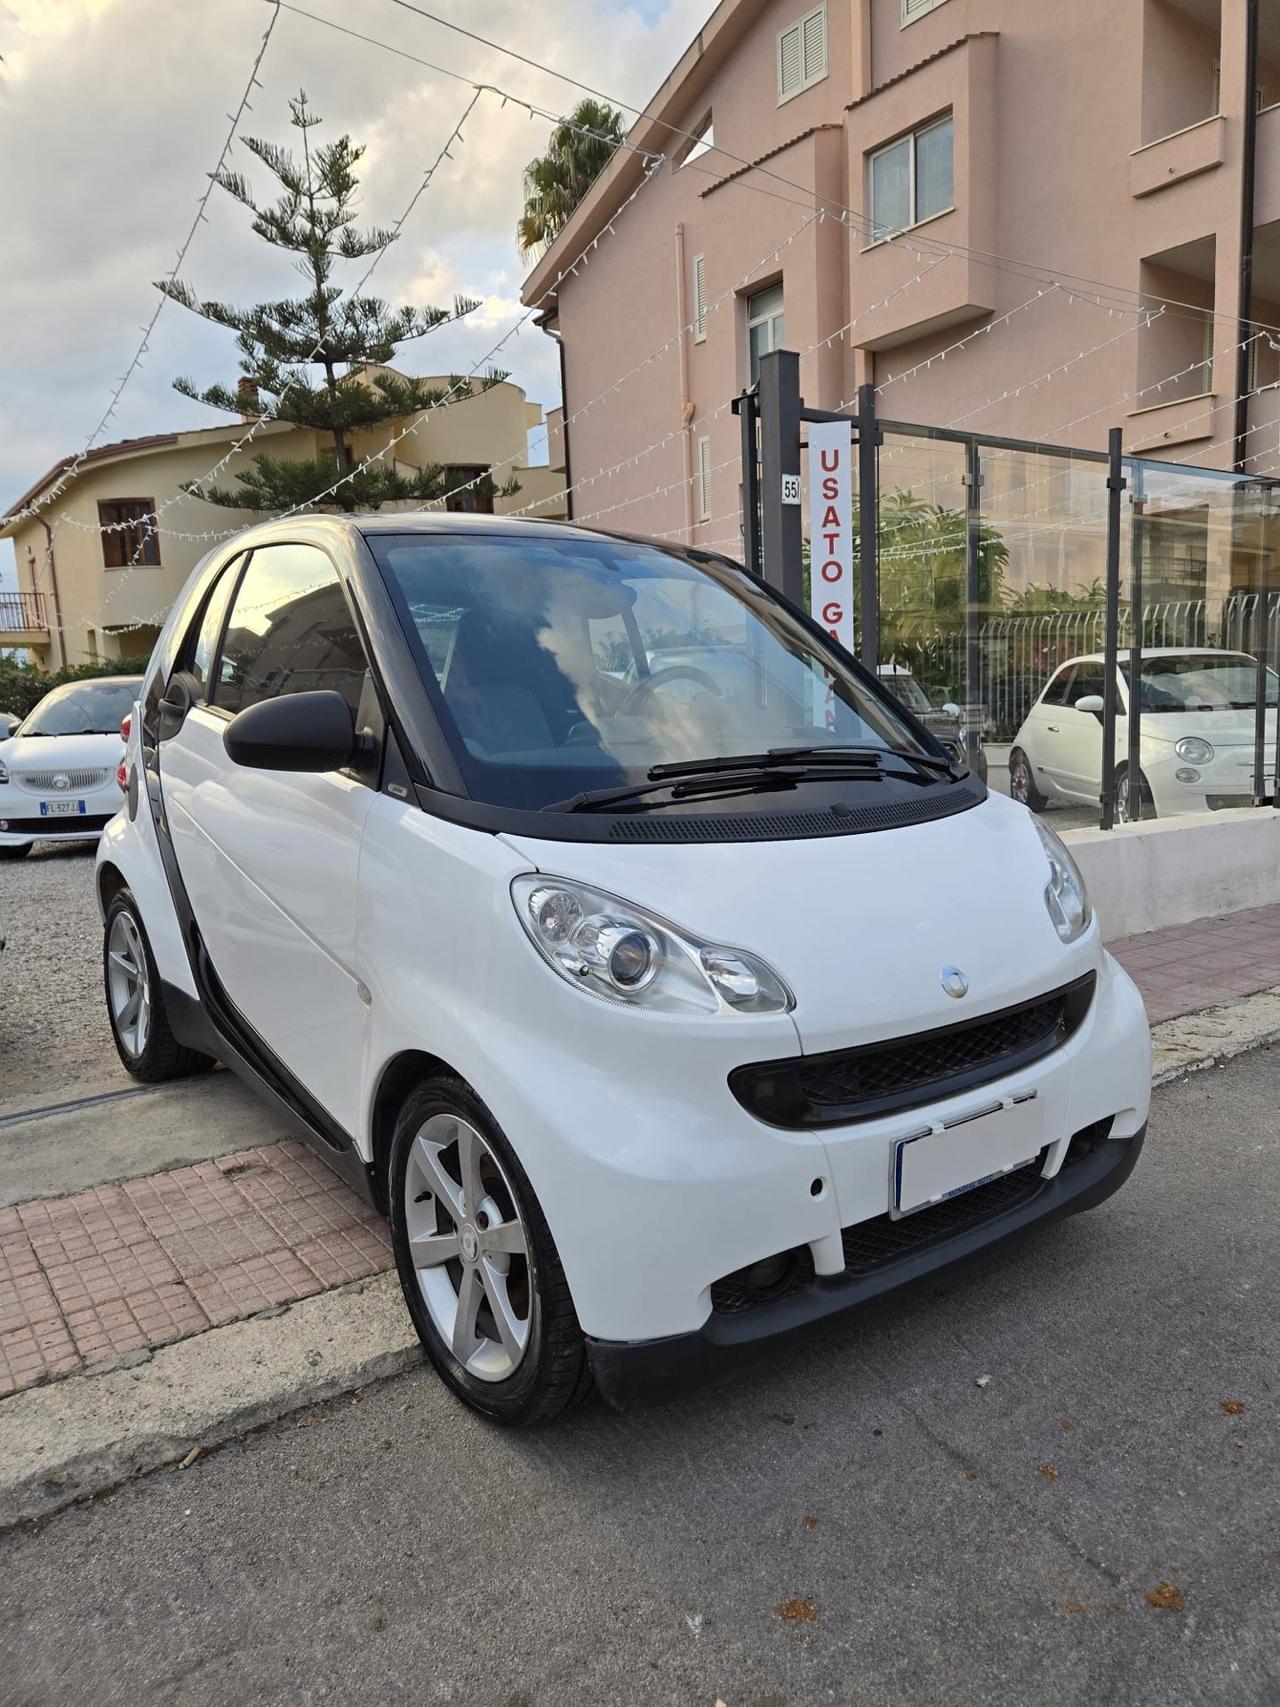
[1065,809,1280,941]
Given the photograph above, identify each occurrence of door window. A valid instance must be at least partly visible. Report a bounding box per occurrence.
[1040,666,1074,707]
[181,555,243,696]
[212,544,370,720]
[1065,664,1106,705]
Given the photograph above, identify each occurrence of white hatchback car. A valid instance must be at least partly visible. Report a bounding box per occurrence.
[0,677,140,860]
[97,517,1150,1423]
[1009,648,1277,821]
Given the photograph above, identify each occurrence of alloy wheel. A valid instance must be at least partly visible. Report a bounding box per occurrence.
[106,910,151,1058]
[405,1113,532,1382]
[1010,757,1031,804]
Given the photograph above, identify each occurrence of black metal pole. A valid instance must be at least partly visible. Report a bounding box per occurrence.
[738,390,762,578]
[963,439,984,776]
[758,350,803,604]
[1234,0,1261,472]
[856,383,880,669]
[1252,487,1270,804]
[1126,464,1145,822]
[1100,428,1127,830]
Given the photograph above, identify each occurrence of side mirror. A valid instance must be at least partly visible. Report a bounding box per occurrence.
[1075,694,1106,716]
[941,702,961,719]
[223,690,360,773]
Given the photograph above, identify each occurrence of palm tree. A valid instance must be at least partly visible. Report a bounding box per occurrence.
[517,100,625,259]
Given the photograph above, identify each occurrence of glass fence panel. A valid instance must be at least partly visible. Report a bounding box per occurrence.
[1124,462,1277,821]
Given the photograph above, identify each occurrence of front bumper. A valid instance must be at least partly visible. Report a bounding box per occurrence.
[588,1119,1145,1408]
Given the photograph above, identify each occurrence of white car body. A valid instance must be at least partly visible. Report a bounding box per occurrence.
[0,679,138,852]
[96,516,1150,1418]
[1010,648,1277,818]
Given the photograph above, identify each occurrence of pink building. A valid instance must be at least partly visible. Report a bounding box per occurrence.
[522,0,1280,560]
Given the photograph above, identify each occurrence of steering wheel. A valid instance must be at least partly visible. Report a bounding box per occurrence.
[619,665,723,716]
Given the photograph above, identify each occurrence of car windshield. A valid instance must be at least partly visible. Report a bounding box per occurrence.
[19,680,140,737]
[370,532,932,811]
[1120,653,1280,713]
[881,674,933,713]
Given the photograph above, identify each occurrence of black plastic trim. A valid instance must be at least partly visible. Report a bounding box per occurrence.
[586,1123,1145,1409]
[730,972,1096,1129]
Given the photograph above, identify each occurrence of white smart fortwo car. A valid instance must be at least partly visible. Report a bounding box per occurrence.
[0,677,140,859]
[97,516,1151,1424]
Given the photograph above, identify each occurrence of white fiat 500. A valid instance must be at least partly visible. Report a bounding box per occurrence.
[97,517,1150,1424]
[0,677,140,860]
[1010,648,1277,820]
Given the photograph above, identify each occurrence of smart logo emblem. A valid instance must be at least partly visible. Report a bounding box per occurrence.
[940,966,969,999]
[51,774,70,792]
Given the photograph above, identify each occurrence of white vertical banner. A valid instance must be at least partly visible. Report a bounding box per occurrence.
[807,421,854,654]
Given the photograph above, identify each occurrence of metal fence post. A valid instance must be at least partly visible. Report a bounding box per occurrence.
[757,350,803,605]
[1249,484,1270,805]
[1126,462,1145,823]
[1100,429,1127,830]
[856,383,880,669]
[963,440,984,775]
[736,389,762,578]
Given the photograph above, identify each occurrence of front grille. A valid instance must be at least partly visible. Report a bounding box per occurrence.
[730,974,1095,1129]
[841,1158,1046,1274]
[12,767,113,794]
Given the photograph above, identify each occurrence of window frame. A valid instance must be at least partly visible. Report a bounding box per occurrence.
[99,498,161,569]
[777,4,827,106]
[901,0,950,25]
[866,111,955,243]
[745,282,785,385]
[677,114,714,169]
[174,550,249,708]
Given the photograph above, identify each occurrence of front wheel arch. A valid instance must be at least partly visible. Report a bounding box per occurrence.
[370,1048,467,1215]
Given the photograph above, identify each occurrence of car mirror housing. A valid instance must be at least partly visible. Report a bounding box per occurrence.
[941,702,961,718]
[223,690,360,773]
[1075,695,1106,716]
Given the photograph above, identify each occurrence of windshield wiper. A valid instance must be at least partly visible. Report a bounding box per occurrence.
[648,744,960,783]
[543,758,907,815]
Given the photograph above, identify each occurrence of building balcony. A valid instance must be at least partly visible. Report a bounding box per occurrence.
[1130,114,1225,199]
[0,591,50,649]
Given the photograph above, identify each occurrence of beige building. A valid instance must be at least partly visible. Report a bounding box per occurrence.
[522,0,1280,573]
[0,376,567,669]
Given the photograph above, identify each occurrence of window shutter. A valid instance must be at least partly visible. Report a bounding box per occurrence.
[802,7,826,83]
[693,254,707,343]
[902,0,949,22]
[778,23,802,100]
[697,437,712,521]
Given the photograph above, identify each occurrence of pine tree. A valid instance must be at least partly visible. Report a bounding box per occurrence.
[159,91,515,512]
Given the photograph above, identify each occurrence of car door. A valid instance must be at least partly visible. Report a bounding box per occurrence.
[157,542,382,1139]
[1054,661,1108,800]
[1023,664,1074,796]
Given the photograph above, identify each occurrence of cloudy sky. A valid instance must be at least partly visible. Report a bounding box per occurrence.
[0,0,710,526]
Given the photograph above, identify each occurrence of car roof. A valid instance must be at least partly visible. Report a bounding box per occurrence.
[43,674,143,689]
[1050,648,1253,668]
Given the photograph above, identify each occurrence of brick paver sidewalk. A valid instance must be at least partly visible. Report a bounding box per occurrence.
[0,1141,391,1397]
[4,900,1280,1400]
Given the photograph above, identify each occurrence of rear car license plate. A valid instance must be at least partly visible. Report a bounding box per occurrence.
[892,1093,1041,1218]
[39,800,87,818]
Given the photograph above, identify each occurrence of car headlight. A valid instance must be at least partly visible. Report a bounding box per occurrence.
[512,874,793,1015]
[1032,818,1091,943]
[1175,736,1215,765]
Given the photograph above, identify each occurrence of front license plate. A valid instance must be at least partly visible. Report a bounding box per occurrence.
[39,799,87,817]
[892,1093,1041,1218]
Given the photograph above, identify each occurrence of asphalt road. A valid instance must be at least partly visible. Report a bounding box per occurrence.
[3,1047,1277,1707]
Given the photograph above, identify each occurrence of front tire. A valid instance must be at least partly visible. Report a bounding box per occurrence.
[104,890,214,1082]
[1009,747,1046,811]
[0,842,31,861]
[389,1075,592,1426]
[1115,764,1157,824]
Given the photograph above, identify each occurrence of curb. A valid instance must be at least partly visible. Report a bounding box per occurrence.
[4,984,1279,1530]
[0,1273,420,1530]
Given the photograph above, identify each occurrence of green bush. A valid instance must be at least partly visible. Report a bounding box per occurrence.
[0,654,152,722]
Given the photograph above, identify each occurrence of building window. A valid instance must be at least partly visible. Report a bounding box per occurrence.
[678,115,714,168]
[98,499,160,568]
[746,283,785,384]
[444,466,495,514]
[693,254,708,343]
[778,4,826,104]
[868,113,954,239]
[902,0,950,24]
[697,437,712,521]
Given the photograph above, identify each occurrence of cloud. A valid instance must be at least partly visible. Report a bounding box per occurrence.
[0,0,709,531]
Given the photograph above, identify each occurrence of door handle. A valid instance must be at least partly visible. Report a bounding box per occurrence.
[1045,724,1059,733]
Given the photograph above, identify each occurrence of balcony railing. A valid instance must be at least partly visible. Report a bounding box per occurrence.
[0,591,49,632]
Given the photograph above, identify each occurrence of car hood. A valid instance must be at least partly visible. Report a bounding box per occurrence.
[1140,709,1273,747]
[3,731,123,770]
[501,790,1090,1055]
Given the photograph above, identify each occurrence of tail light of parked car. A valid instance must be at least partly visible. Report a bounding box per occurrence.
[116,713,131,792]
